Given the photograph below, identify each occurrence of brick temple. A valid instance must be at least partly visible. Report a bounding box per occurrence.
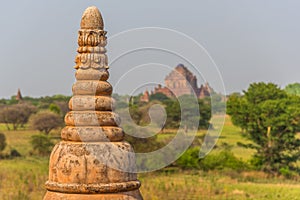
[140,64,213,102]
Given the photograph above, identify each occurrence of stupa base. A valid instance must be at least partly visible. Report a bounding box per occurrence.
[43,190,143,200]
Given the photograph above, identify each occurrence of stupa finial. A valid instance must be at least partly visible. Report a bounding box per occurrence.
[43,6,143,200]
[80,6,104,30]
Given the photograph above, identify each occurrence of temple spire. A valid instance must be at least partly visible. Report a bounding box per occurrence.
[16,88,23,101]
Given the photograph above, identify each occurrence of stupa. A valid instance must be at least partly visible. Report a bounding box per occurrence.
[43,6,143,200]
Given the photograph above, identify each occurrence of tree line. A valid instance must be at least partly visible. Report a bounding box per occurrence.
[0,95,70,133]
[1,82,299,176]
[0,95,70,156]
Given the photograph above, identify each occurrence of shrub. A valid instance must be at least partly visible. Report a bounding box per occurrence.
[30,134,54,156]
[176,147,200,169]
[175,146,248,171]
[10,149,21,158]
[199,149,248,171]
[0,133,6,152]
[279,167,297,179]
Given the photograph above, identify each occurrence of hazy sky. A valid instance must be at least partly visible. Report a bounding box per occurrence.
[0,1,299,98]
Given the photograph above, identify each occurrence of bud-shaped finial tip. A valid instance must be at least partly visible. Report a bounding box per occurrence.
[80,6,104,30]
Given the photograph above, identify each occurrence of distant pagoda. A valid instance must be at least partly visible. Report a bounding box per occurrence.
[43,6,143,200]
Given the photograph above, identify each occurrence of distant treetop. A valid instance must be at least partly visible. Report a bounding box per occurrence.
[285,83,300,96]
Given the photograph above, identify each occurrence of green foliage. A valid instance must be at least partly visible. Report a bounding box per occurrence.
[226,93,248,131]
[123,124,164,170]
[285,83,300,96]
[179,95,201,131]
[205,93,226,114]
[115,94,212,131]
[227,82,300,173]
[165,95,211,130]
[29,111,63,134]
[149,93,170,102]
[49,103,61,114]
[165,99,181,129]
[176,147,248,171]
[123,125,162,153]
[244,82,287,104]
[128,104,143,125]
[198,98,212,128]
[30,134,54,156]
[199,149,248,171]
[0,94,71,108]
[10,149,21,158]
[0,132,6,152]
[279,167,298,179]
[176,147,200,169]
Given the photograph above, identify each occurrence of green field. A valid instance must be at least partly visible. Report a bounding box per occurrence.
[139,171,300,200]
[1,117,300,200]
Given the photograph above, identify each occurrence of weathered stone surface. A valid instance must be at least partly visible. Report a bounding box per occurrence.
[75,68,109,81]
[72,81,113,96]
[69,96,114,111]
[75,52,108,69]
[44,190,142,200]
[61,126,124,142]
[65,111,120,126]
[45,180,141,194]
[47,142,137,184]
[80,6,104,30]
[44,6,142,200]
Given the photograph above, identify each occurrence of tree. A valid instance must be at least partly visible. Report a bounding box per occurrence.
[29,111,63,134]
[205,93,226,114]
[198,98,212,129]
[285,83,300,96]
[165,95,211,131]
[165,99,181,129]
[227,82,300,173]
[129,104,143,125]
[54,101,69,117]
[149,93,170,102]
[127,94,211,131]
[226,93,249,131]
[0,103,37,130]
[49,103,61,114]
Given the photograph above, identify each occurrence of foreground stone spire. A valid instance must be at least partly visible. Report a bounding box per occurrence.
[44,6,143,200]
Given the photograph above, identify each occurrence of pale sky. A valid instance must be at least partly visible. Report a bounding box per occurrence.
[0,0,299,98]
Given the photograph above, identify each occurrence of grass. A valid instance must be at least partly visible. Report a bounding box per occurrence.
[139,171,300,200]
[0,157,48,200]
[0,124,60,156]
[214,115,255,160]
[2,129,39,156]
[0,117,300,199]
